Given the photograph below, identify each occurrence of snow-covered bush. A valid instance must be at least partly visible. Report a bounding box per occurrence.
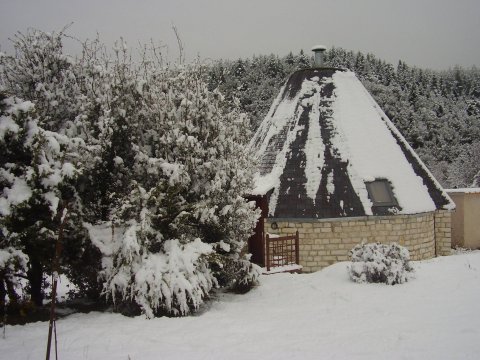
[92,59,260,316]
[2,28,260,316]
[0,29,98,306]
[208,251,261,293]
[348,242,414,285]
[0,29,82,134]
[104,222,215,318]
[75,37,143,222]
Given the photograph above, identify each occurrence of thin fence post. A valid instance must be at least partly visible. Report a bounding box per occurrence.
[261,230,265,268]
[295,230,300,265]
[46,205,69,360]
[266,234,270,271]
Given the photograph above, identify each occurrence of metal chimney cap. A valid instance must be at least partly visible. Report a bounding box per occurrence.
[311,45,327,52]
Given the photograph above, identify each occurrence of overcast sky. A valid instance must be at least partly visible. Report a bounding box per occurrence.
[1,0,479,70]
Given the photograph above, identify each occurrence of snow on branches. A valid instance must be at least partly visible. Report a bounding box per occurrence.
[100,62,260,316]
[0,93,82,218]
[0,89,84,306]
[104,226,215,318]
[1,28,259,315]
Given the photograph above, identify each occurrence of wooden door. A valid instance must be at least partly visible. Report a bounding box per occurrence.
[246,195,268,267]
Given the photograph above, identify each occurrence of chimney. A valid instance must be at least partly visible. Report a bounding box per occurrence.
[311,45,327,67]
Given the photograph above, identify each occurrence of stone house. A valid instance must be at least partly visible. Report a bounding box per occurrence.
[248,46,455,273]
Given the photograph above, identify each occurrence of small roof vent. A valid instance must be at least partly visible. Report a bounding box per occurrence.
[311,45,327,68]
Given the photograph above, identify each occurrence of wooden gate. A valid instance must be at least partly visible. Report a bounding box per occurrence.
[265,231,300,271]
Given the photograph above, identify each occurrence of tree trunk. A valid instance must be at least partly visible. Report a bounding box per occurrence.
[0,277,6,314]
[28,259,44,307]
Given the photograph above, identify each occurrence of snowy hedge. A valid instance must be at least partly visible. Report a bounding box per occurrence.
[1,29,260,315]
[348,242,414,285]
[80,50,262,317]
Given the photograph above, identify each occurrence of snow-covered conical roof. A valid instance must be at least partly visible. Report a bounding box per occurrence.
[250,68,454,218]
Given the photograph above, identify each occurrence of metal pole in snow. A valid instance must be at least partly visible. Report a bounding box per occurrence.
[46,205,69,360]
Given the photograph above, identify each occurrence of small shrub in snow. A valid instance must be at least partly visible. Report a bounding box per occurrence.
[0,247,29,306]
[348,242,414,285]
[208,252,261,294]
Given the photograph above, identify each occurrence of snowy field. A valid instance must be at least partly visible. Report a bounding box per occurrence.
[2,251,480,360]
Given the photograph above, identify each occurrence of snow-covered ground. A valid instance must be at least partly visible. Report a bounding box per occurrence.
[3,251,480,360]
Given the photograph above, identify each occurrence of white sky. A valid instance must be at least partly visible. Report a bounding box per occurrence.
[1,0,479,70]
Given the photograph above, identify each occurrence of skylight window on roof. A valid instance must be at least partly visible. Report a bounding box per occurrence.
[365,179,398,207]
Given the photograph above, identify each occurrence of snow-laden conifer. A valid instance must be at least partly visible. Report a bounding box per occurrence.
[99,60,260,316]
[0,91,83,305]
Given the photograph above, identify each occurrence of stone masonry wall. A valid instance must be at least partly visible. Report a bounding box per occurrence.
[266,211,451,273]
[435,210,452,256]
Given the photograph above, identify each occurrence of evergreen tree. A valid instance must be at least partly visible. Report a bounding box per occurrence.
[0,91,83,306]
[101,61,260,317]
[0,30,101,304]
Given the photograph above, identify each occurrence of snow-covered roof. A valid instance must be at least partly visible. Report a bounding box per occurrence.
[250,68,454,218]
